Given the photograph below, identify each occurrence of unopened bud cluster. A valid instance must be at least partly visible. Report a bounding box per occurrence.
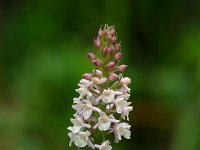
[68,25,132,149]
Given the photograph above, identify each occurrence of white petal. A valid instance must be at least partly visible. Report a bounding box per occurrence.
[67,126,72,131]
[122,130,131,139]
[72,104,77,109]
[83,123,91,128]
[100,141,112,150]
[102,94,113,103]
[68,132,73,146]
[99,77,107,84]
[70,119,78,125]
[71,126,82,133]
[99,122,111,131]
[74,135,87,147]
[73,98,80,103]
[113,91,123,95]
[83,110,92,120]
[116,106,123,113]
[80,79,90,85]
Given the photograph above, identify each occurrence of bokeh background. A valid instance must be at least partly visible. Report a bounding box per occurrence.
[1,0,200,150]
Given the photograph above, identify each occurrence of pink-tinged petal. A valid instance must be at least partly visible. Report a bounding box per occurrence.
[116,65,128,72]
[92,77,100,84]
[109,73,118,80]
[93,69,102,76]
[120,77,131,85]
[99,77,107,84]
[82,73,92,80]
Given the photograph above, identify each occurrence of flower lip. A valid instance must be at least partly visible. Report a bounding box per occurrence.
[102,89,115,103]
[97,114,111,131]
[68,131,91,148]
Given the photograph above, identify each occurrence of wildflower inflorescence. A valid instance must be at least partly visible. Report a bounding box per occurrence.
[68,24,133,149]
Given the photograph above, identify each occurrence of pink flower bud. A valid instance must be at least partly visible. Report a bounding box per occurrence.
[115,52,122,61]
[107,61,115,68]
[109,73,118,80]
[111,36,117,43]
[116,65,128,71]
[106,47,112,54]
[120,77,131,85]
[115,43,121,51]
[82,73,92,80]
[110,28,115,35]
[94,38,101,48]
[87,52,96,60]
[92,77,100,84]
[110,44,115,50]
[106,44,115,53]
[93,70,102,76]
[106,34,112,40]
[92,59,101,66]
[103,29,108,36]
[103,47,109,54]
[103,45,114,54]
[98,28,103,36]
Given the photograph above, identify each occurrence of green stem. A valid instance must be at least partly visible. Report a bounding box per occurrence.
[101,131,105,141]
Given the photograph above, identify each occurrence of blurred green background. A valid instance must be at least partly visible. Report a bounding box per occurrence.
[1,0,200,150]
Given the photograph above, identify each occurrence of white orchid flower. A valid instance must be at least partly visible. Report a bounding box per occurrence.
[68,131,91,147]
[114,123,131,143]
[115,98,133,120]
[67,116,91,133]
[95,140,112,150]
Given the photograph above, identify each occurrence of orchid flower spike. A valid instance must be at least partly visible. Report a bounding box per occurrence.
[68,24,133,149]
